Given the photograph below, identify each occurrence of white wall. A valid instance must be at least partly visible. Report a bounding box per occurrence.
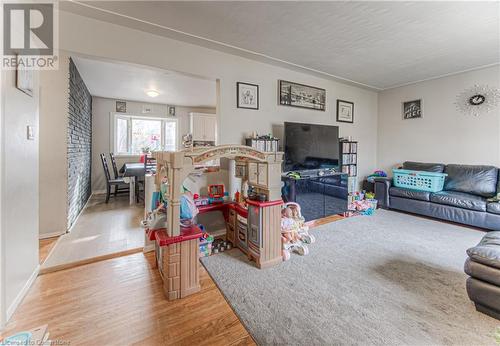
[378,66,500,172]
[38,52,70,239]
[0,68,40,324]
[60,11,379,186]
[91,96,215,192]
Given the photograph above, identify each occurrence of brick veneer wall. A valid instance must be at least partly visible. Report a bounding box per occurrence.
[67,58,92,229]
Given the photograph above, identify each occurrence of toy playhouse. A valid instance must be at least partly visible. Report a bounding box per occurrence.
[149,145,284,300]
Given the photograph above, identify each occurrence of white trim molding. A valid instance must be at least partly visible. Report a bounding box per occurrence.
[6,265,40,322]
[39,231,66,240]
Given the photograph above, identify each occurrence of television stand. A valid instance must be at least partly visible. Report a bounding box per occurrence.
[281,171,348,221]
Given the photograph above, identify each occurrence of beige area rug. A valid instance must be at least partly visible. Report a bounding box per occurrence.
[201,209,500,345]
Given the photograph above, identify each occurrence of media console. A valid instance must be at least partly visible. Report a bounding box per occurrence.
[281,169,349,221]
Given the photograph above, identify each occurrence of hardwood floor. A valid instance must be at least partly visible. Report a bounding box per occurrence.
[306,213,344,228]
[41,195,144,271]
[1,252,255,345]
[3,214,343,345]
[39,237,59,264]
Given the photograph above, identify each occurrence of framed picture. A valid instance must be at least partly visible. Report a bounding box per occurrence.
[16,64,34,97]
[168,106,176,116]
[237,82,259,110]
[279,80,325,111]
[336,100,354,123]
[402,99,423,119]
[116,101,127,113]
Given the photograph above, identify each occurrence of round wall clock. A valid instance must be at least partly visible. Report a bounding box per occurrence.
[469,94,485,106]
[455,84,500,116]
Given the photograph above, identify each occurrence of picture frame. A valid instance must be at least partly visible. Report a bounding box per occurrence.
[279,80,326,111]
[16,64,34,97]
[116,101,127,113]
[168,106,176,116]
[336,99,354,123]
[402,99,423,119]
[237,82,259,110]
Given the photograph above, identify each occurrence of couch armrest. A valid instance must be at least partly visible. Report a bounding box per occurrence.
[374,177,392,209]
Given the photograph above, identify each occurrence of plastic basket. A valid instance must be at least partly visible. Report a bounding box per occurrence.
[393,169,447,192]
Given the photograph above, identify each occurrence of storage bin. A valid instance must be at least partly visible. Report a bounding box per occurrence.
[393,169,447,192]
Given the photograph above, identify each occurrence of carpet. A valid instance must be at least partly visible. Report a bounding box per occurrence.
[200,209,500,345]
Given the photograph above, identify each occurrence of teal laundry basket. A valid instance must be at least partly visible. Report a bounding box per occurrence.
[393,169,447,192]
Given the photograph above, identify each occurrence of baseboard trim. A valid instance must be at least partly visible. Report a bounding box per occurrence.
[39,231,65,240]
[39,247,143,275]
[67,194,92,233]
[143,244,155,253]
[92,189,107,195]
[6,264,40,321]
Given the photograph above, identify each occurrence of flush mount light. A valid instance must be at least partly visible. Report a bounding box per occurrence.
[146,90,160,98]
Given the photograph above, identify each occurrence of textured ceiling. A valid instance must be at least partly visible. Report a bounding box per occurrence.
[70,1,500,90]
[72,56,216,107]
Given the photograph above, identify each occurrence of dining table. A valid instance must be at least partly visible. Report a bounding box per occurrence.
[119,162,145,205]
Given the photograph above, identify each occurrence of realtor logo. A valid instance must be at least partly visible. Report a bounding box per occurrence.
[2,1,58,69]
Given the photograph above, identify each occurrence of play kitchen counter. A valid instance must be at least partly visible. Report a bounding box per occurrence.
[225,199,283,268]
[151,145,284,301]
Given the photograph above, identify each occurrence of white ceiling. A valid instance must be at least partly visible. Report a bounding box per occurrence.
[67,1,500,90]
[71,56,217,107]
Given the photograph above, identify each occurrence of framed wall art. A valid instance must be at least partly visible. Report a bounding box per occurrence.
[237,82,259,110]
[279,80,325,111]
[402,99,423,119]
[16,64,34,97]
[116,101,127,113]
[336,99,354,123]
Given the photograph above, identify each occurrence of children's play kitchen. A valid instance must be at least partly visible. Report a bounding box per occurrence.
[147,145,285,300]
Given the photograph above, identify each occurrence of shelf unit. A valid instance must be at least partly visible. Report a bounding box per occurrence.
[340,140,358,177]
[340,140,358,194]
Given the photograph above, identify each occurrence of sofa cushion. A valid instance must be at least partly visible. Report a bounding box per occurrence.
[467,232,500,269]
[389,186,430,201]
[430,191,487,212]
[444,164,498,197]
[487,202,500,215]
[464,258,500,286]
[402,161,445,173]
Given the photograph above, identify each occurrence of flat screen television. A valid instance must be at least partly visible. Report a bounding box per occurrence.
[284,122,340,172]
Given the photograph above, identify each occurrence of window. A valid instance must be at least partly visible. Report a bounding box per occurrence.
[114,114,177,155]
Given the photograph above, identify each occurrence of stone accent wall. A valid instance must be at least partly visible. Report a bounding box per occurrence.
[67,58,92,229]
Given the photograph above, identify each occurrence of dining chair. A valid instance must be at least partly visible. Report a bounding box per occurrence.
[137,154,157,203]
[100,153,129,203]
[109,152,122,179]
[144,154,157,174]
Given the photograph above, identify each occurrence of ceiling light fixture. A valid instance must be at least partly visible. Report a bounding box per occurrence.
[146,90,160,98]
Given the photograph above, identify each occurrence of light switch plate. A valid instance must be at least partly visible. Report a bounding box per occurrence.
[27,125,35,140]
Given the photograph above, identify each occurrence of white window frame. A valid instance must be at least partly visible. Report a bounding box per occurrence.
[112,113,178,155]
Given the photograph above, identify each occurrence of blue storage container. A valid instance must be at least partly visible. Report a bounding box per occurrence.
[393,169,447,192]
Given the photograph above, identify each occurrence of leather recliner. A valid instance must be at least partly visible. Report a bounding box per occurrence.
[465,232,500,320]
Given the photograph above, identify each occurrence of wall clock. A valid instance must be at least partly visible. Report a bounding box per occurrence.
[455,84,500,116]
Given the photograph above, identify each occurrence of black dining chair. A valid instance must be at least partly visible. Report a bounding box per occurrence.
[144,154,157,174]
[137,154,157,203]
[100,153,129,203]
[109,152,122,179]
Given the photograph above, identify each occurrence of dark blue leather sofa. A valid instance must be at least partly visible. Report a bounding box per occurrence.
[375,161,500,231]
